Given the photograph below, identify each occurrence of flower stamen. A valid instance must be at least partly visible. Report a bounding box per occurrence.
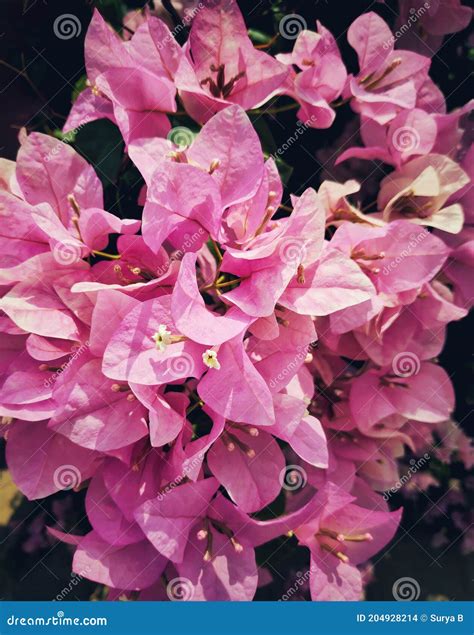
[203,349,221,370]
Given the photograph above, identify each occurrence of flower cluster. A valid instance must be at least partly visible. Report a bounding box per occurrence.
[0,0,472,601]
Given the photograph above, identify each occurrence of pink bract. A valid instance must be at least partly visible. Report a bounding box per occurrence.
[1,0,472,603]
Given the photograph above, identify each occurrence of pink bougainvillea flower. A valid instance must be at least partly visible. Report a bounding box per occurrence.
[85,467,147,547]
[134,477,220,563]
[232,481,402,601]
[174,0,289,123]
[171,253,251,344]
[247,309,316,395]
[352,280,468,368]
[337,109,438,169]
[338,100,473,171]
[198,334,275,426]
[183,104,265,208]
[223,157,283,246]
[87,289,141,358]
[0,349,56,422]
[349,361,455,431]
[102,447,165,519]
[377,154,470,233]
[103,256,250,387]
[65,10,180,144]
[317,179,385,230]
[131,383,188,447]
[132,105,265,227]
[207,424,285,512]
[12,132,139,262]
[269,393,328,468]
[69,447,199,584]
[279,247,376,316]
[142,162,222,255]
[219,188,325,317]
[293,482,402,600]
[276,22,347,128]
[49,355,149,451]
[5,419,99,500]
[346,12,431,124]
[173,492,281,601]
[160,404,225,484]
[102,294,206,385]
[0,190,49,271]
[71,235,179,295]
[144,490,313,601]
[1,261,92,341]
[396,0,472,55]
[73,531,167,591]
[1,0,472,603]
[329,219,450,294]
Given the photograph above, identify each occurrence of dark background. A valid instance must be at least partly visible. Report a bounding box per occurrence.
[0,0,472,601]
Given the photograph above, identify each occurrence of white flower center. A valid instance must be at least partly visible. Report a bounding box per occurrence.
[151,324,173,352]
[203,349,220,370]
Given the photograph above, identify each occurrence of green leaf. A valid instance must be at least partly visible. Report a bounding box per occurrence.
[248,28,272,45]
[274,155,294,186]
[250,115,277,155]
[93,0,126,27]
[52,128,78,144]
[73,120,124,189]
[72,75,88,103]
[249,114,294,185]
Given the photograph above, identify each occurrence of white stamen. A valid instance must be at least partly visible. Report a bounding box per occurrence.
[203,349,221,370]
[151,324,173,352]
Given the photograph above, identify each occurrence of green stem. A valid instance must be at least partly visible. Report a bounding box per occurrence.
[251,102,299,115]
[92,250,121,260]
